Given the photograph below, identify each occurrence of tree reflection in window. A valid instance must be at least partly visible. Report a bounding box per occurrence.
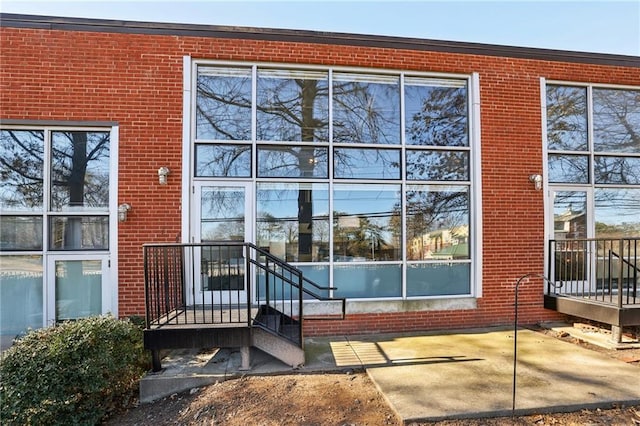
[1,129,110,252]
[333,184,401,261]
[334,148,400,179]
[405,185,469,261]
[548,154,589,183]
[51,131,110,211]
[49,131,110,252]
[193,65,475,297]
[256,183,329,262]
[546,85,588,151]
[257,69,329,142]
[195,144,251,177]
[196,67,252,140]
[595,156,640,184]
[405,78,468,147]
[200,187,245,241]
[406,150,469,181]
[257,146,328,178]
[547,84,640,239]
[593,88,640,153]
[333,73,400,144]
[0,130,44,210]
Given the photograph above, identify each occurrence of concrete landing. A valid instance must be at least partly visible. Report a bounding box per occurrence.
[140,326,640,422]
[356,328,640,422]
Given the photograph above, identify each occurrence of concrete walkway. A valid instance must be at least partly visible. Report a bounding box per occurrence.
[140,325,640,422]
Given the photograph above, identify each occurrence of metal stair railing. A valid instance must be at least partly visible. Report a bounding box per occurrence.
[247,243,345,348]
[609,240,639,306]
[143,242,346,350]
[547,237,640,308]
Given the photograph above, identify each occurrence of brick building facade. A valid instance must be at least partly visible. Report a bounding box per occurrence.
[1,14,638,343]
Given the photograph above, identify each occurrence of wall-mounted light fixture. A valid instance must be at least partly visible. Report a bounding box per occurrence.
[529,174,543,191]
[118,203,131,222]
[158,166,170,185]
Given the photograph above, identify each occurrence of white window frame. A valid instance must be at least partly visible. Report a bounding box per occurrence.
[541,78,640,281]
[0,123,119,328]
[183,58,483,302]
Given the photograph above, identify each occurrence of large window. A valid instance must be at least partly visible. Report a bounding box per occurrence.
[0,127,113,340]
[546,84,640,238]
[194,63,476,299]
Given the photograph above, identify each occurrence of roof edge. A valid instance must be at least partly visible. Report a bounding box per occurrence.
[1,13,638,67]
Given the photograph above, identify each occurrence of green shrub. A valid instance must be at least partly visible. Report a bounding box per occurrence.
[0,315,149,425]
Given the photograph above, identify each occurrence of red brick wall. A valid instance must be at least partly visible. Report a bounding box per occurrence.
[2,26,638,334]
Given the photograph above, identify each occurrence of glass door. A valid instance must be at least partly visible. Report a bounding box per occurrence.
[550,189,591,241]
[548,188,594,291]
[193,182,252,305]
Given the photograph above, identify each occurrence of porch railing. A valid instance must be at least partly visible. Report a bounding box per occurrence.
[143,242,345,346]
[548,237,640,308]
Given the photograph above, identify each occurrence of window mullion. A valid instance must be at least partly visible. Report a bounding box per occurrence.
[43,129,52,252]
[327,68,336,297]
[251,65,258,178]
[587,85,595,186]
[400,73,407,299]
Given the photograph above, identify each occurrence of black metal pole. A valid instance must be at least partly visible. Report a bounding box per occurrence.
[512,274,525,415]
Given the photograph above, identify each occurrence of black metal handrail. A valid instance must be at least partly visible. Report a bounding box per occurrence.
[143,242,345,348]
[143,242,252,328]
[609,247,640,304]
[547,237,639,308]
[301,275,347,319]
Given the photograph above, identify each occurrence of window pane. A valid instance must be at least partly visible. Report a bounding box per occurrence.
[593,88,640,153]
[257,69,329,142]
[553,191,587,240]
[546,85,588,151]
[201,187,245,241]
[0,130,44,211]
[407,263,470,296]
[334,148,400,179]
[49,216,109,250]
[548,154,589,183]
[257,183,329,262]
[298,265,329,298]
[195,144,251,177]
[196,66,252,140]
[406,185,469,261]
[51,131,110,211]
[595,156,640,184]
[405,78,468,147]
[0,216,42,250]
[0,255,43,336]
[333,264,401,298]
[55,260,101,321]
[257,145,328,178]
[595,188,640,237]
[333,73,400,144]
[406,150,469,181]
[333,184,401,261]
[256,266,331,301]
[201,246,245,291]
[256,266,299,301]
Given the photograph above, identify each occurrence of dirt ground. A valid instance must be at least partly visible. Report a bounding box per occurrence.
[106,328,640,426]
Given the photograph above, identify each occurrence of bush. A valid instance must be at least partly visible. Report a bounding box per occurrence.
[0,315,149,425]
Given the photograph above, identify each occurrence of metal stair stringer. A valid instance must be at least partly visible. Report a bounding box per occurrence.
[251,325,305,368]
